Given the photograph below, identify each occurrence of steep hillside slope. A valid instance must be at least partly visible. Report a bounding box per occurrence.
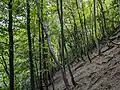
[49,26,120,90]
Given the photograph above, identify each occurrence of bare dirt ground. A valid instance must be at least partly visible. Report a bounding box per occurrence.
[49,27,120,90]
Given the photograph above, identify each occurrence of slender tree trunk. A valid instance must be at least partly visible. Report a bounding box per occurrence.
[32,37,40,88]
[71,9,80,61]
[118,0,120,22]
[36,0,44,89]
[8,0,14,90]
[35,2,62,86]
[60,0,70,89]
[93,0,101,55]
[48,71,55,90]
[56,0,71,89]
[82,2,91,63]
[75,0,84,31]
[43,50,48,90]
[39,26,44,90]
[89,3,96,51]
[98,0,107,37]
[64,42,76,86]
[40,0,48,89]
[38,18,44,90]
[39,20,44,90]
[75,0,86,62]
[26,0,35,90]
[93,0,97,38]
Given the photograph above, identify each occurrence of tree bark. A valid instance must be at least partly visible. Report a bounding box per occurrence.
[59,0,71,89]
[26,0,35,90]
[8,0,14,89]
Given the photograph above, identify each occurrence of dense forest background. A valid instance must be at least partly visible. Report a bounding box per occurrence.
[0,0,120,90]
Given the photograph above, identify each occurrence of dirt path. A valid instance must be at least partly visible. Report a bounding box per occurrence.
[49,27,120,90]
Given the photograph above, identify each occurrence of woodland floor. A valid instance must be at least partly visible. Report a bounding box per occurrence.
[49,27,120,90]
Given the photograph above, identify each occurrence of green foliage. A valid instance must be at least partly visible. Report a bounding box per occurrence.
[0,0,119,89]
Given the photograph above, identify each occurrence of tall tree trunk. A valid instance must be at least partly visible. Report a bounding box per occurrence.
[56,0,71,89]
[32,37,39,89]
[93,0,101,55]
[43,49,48,90]
[75,0,86,62]
[8,0,14,90]
[65,42,76,86]
[35,0,44,89]
[26,0,35,90]
[98,0,107,37]
[89,3,96,51]
[60,0,71,89]
[38,21,44,90]
[35,0,61,68]
[40,0,48,89]
[82,2,91,63]
[119,0,120,23]
[70,9,81,61]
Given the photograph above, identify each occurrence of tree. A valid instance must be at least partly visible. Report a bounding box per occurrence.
[8,0,14,90]
[56,0,71,89]
[98,0,107,37]
[93,0,101,55]
[0,0,120,89]
[26,0,35,90]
